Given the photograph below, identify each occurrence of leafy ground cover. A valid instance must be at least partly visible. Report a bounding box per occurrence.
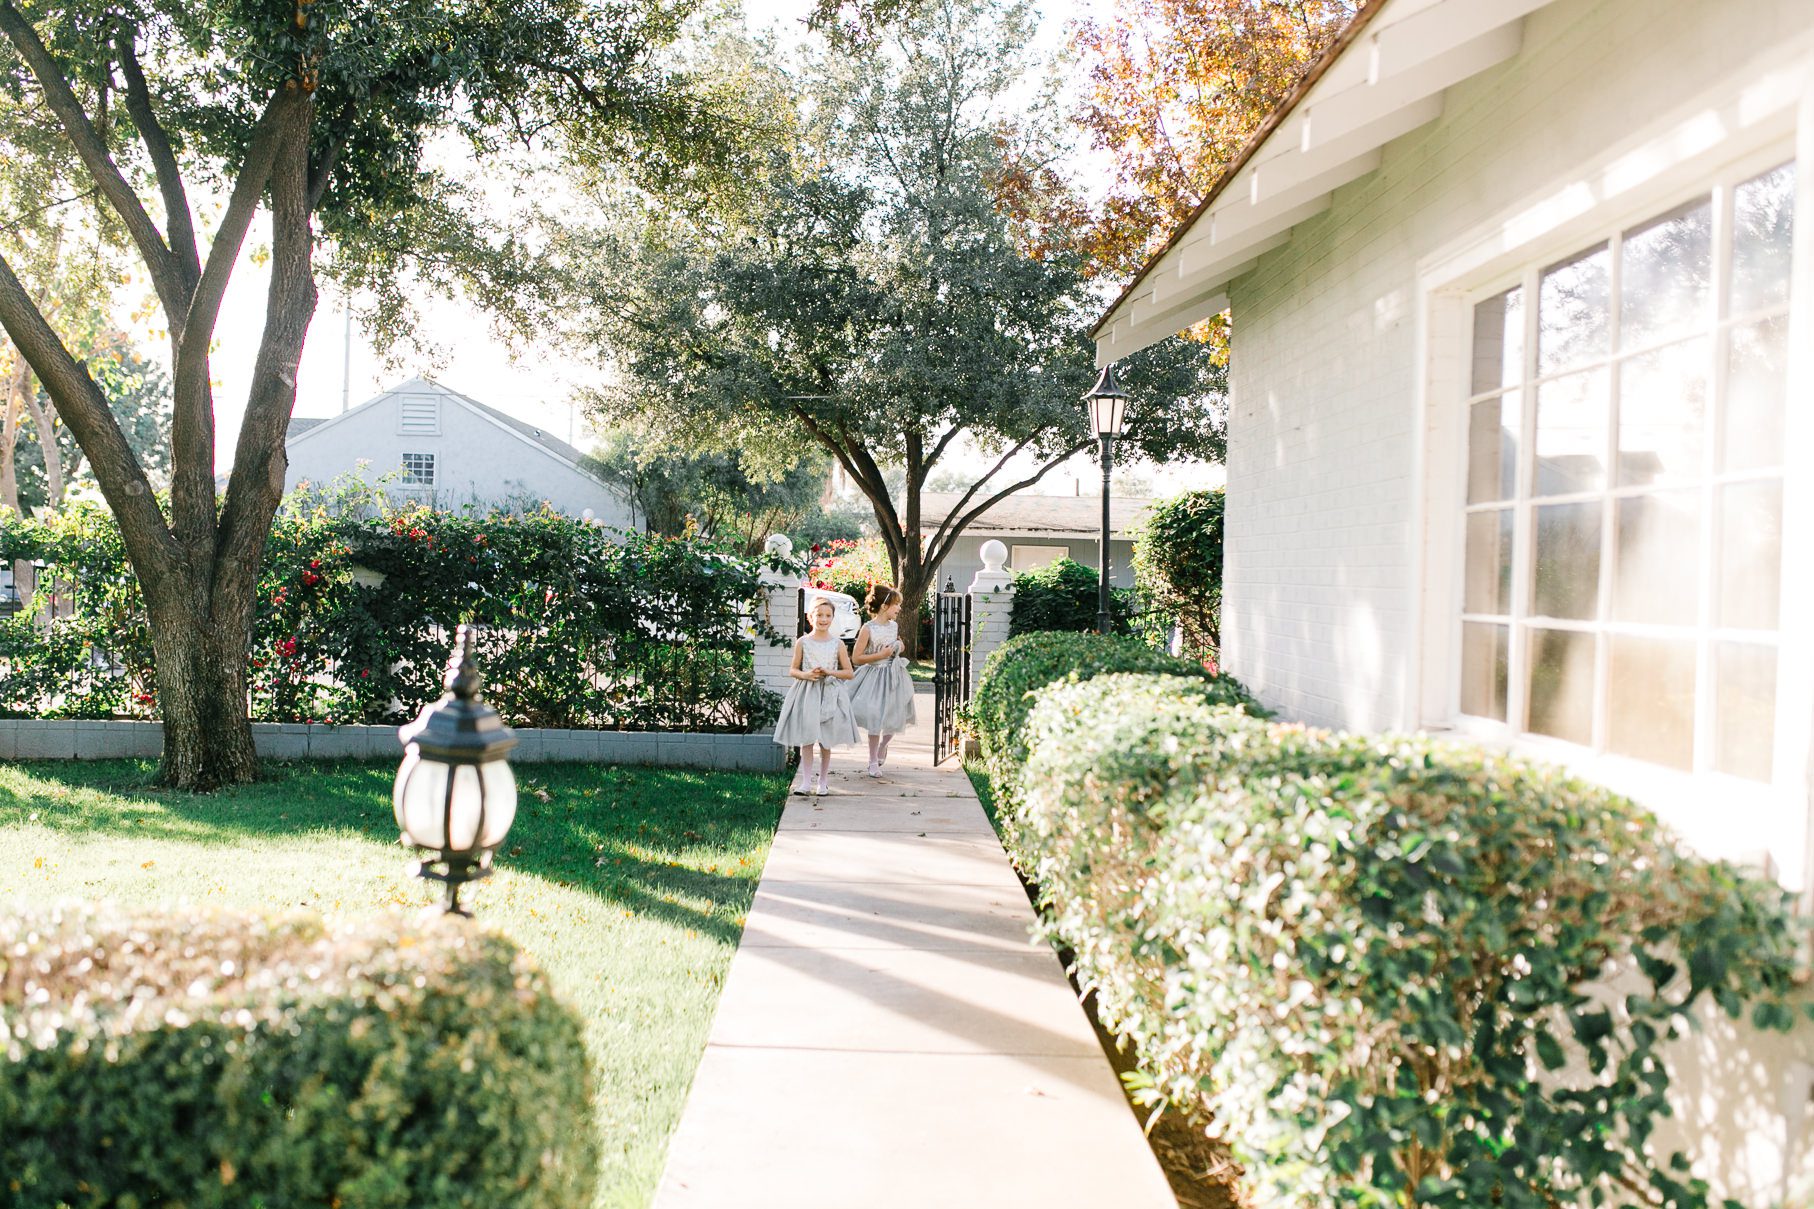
[0,758,786,1209]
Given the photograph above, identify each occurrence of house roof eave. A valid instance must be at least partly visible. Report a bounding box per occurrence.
[1090,0,1562,364]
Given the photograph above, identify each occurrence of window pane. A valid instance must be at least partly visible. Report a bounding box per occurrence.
[1467,394,1520,504]
[1527,627,1594,745]
[1730,162,1796,317]
[1534,368,1609,496]
[1718,480,1783,630]
[1471,287,1524,394]
[1716,642,1777,781]
[1617,338,1707,487]
[1613,492,1699,625]
[1620,198,1712,349]
[1532,502,1601,620]
[1464,509,1514,615]
[1607,636,1695,770]
[1461,622,1509,720]
[1539,243,1610,374]
[1722,316,1788,473]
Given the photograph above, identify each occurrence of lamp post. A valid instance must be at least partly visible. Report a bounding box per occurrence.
[393,624,519,916]
[1083,363,1129,635]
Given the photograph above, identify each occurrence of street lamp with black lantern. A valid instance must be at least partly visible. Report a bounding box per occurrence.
[393,624,519,916]
[1083,363,1129,635]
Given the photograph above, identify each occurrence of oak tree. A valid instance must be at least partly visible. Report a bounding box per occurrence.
[568,0,1226,651]
[0,0,720,786]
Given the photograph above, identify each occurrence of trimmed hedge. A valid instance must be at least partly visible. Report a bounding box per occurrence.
[1131,488,1223,664]
[1010,672,1808,1209]
[970,630,1263,808]
[0,904,598,1208]
[1006,557,1131,637]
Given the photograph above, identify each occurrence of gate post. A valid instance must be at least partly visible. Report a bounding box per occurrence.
[966,539,1015,695]
[754,534,802,703]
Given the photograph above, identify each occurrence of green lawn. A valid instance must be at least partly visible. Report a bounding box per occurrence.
[0,758,787,1209]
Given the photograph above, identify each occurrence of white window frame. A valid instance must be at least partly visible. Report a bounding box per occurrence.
[1408,67,1814,889]
[1009,543,1070,571]
[400,452,437,487]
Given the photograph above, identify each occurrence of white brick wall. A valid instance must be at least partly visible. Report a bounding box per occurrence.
[1222,3,1814,1192]
[753,562,803,703]
[1224,0,1808,731]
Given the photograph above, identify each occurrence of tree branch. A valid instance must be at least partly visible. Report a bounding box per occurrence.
[0,0,189,333]
[216,105,318,610]
[927,436,1091,572]
[307,99,358,211]
[113,22,199,284]
[0,249,175,572]
[169,87,312,561]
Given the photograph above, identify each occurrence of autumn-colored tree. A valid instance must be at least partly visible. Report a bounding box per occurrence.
[1069,0,1360,278]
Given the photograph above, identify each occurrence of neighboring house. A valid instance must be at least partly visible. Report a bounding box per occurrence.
[919,490,1153,592]
[1092,0,1810,1192]
[283,377,635,527]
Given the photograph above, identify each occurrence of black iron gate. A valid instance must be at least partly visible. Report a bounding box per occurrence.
[932,580,972,765]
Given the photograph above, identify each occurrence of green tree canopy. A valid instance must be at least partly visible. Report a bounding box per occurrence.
[0,0,731,786]
[564,0,1226,645]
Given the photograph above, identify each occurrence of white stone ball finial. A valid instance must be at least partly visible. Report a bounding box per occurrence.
[979,539,1007,572]
[765,533,794,559]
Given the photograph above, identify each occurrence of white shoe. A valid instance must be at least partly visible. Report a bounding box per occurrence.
[866,760,881,778]
[814,777,829,797]
[791,777,811,795]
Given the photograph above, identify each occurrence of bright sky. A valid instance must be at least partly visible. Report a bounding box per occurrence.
[204,0,1216,498]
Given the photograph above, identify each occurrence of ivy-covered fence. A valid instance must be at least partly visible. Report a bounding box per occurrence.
[0,497,786,732]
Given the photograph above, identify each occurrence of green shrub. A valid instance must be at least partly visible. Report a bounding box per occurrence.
[0,904,598,1208]
[1006,558,1133,636]
[970,630,1262,813]
[1012,672,1808,1209]
[0,497,784,731]
[1132,488,1223,664]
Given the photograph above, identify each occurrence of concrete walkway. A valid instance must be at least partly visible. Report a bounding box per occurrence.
[655,692,1176,1208]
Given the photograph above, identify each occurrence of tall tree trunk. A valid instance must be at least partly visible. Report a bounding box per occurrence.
[20,380,64,506]
[0,360,23,515]
[147,592,259,787]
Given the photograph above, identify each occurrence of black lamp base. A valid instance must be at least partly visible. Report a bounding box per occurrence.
[411,853,492,917]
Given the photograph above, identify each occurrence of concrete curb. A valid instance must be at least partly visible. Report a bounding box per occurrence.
[0,718,786,772]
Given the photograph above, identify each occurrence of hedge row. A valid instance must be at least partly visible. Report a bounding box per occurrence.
[970,630,1262,809]
[973,635,1808,1208]
[0,496,785,730]
[0,904,597,1208]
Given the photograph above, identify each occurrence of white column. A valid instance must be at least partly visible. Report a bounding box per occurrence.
[966,539,1015,696]
[753,534,803,704]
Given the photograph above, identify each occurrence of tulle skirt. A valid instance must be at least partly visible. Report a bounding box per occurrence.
[849,656,917,735]
[772,678,861,748]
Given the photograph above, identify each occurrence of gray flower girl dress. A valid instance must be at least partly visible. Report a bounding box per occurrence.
[848,618,917,735]
[772,634,860,748]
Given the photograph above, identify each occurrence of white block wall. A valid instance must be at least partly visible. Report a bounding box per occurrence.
[753,575,802,701]
[966,586,1015,696]
[1220,1,1814,1195]
[1223,0,1805,731]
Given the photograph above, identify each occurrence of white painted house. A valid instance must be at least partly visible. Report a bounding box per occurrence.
[921,490,1153,592]
[1093,0,1811,1194]
[284,378,635,526]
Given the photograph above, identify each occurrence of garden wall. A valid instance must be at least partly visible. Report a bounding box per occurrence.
[0,718,785,771]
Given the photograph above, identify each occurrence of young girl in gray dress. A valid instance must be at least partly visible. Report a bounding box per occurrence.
[848,584,917,777]
[773,598,859,795]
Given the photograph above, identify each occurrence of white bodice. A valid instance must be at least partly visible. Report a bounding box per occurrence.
[800,634,843,672]
[864,619,899,649]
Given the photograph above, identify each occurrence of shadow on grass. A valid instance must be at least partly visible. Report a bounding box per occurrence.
[0,759,787,945]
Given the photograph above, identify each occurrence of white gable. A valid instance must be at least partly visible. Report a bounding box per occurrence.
[283,378,635,527]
